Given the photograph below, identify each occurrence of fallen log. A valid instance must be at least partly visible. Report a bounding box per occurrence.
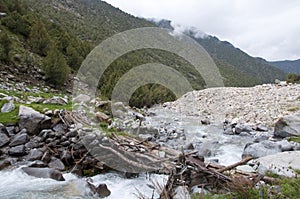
[217,156,253,173]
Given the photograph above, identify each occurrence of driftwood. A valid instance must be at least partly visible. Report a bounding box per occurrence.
[160,154,264,198]
[217,156,253,173]
[54,111,275,197]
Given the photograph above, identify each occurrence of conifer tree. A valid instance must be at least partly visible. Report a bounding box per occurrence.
[29,20,50,56]
[42,45,70,87]
[0,32,11,63]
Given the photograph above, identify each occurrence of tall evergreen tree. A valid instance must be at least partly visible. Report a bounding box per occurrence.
[0,32,11,63]
[43,45,70,87]
[29,20,50,56]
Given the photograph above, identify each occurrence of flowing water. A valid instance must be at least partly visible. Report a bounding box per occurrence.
[146,106,253,165]
[0,168,167,199]
[0,106,253,198]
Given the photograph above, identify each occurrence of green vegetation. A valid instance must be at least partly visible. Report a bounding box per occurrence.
[287,106,300,112]
[286,73,300,84]
[42,45,70,87]
[190,171,300,199]
[194,36,286,84]
[270,59,300,74]
[0,89,72,124]
[0,0,288,108]
[288,136,300,143]
[0,0,90,87]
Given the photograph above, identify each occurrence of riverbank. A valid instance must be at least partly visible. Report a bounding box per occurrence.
[1,81,300,198]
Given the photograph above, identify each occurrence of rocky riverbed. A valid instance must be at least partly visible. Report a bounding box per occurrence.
[1,82,300,198]
[163,82,300,125]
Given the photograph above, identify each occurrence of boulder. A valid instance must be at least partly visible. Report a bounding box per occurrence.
[26,149,44,161]
[0,159,11,170]
[274,112,300,138]
[242,140,282,158]
[0,132,10,147]
[234,124,252,134]
[255,124,268,132]
[253,151,300,177]
[43,96,68,105]
[8,145,26,156]
[21,167,65,181]
[96,112,110,123]
[277,140,293,151]
[72,94,91,103]
[9,132,29,147]
[1,100,15,113]
[18,105,51,135]
[87,182,111,198]
[48,157,65,171]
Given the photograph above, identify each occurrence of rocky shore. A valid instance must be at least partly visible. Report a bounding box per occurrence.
[164,82,300,125]
[1,81,300,198]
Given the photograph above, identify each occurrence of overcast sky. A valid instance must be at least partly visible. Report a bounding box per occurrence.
[103,0,300,61]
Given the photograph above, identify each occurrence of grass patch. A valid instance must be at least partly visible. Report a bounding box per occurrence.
[287,106,300,112]
[0,102,19,125]
[191,193,231,199]
[288,136,300,143]
[0,88,73,124]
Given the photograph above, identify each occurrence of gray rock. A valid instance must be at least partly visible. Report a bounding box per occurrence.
[8,145,26,156]
[60,141,70,147]
[39,129,53,139]
[66,130,78,138]
[242,140,282,158]
[73,94,91,103]
[25,137,42,149]
[18,106,51,135]
[26,149,44,161]
[21,167,65,181]
[0,159,11,170]
[201,119,210,125]
[254,135,269,143]
[9,132,29,147]
[239,132,251,136]
[274,112,300,138]
[48,158,65,171]
[1,100,15,113]
[253,151,300,177]
[235,124,252,134]
[291,142,300,151]
[43,96,68,105]
[52,123,66,132]
[277,140,293,151]
[224,127,234,135]
[88,182,111,198]
[5,126,15,136]
[256,124,268,132]
[0,133,10,147]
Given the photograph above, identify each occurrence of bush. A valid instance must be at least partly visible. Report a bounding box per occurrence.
[286,73,300,84]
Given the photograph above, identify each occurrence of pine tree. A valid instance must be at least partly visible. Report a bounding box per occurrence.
[0,32,11,63]
[42,45,70,87]
[66,46,83,71]
[29,20,50,56]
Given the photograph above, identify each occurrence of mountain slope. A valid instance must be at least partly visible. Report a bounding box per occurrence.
[152,19,286,84]
[270,59,300,74]
[24,0,154,44]
[1,0,288,107]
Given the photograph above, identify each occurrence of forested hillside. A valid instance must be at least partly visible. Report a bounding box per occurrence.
[0,0,287,107]
[0,0,91,87]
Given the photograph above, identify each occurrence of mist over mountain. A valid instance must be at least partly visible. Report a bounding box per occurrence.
[150,19,286,84]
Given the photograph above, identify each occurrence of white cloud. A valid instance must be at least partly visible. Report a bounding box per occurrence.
[104,0,300,61]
